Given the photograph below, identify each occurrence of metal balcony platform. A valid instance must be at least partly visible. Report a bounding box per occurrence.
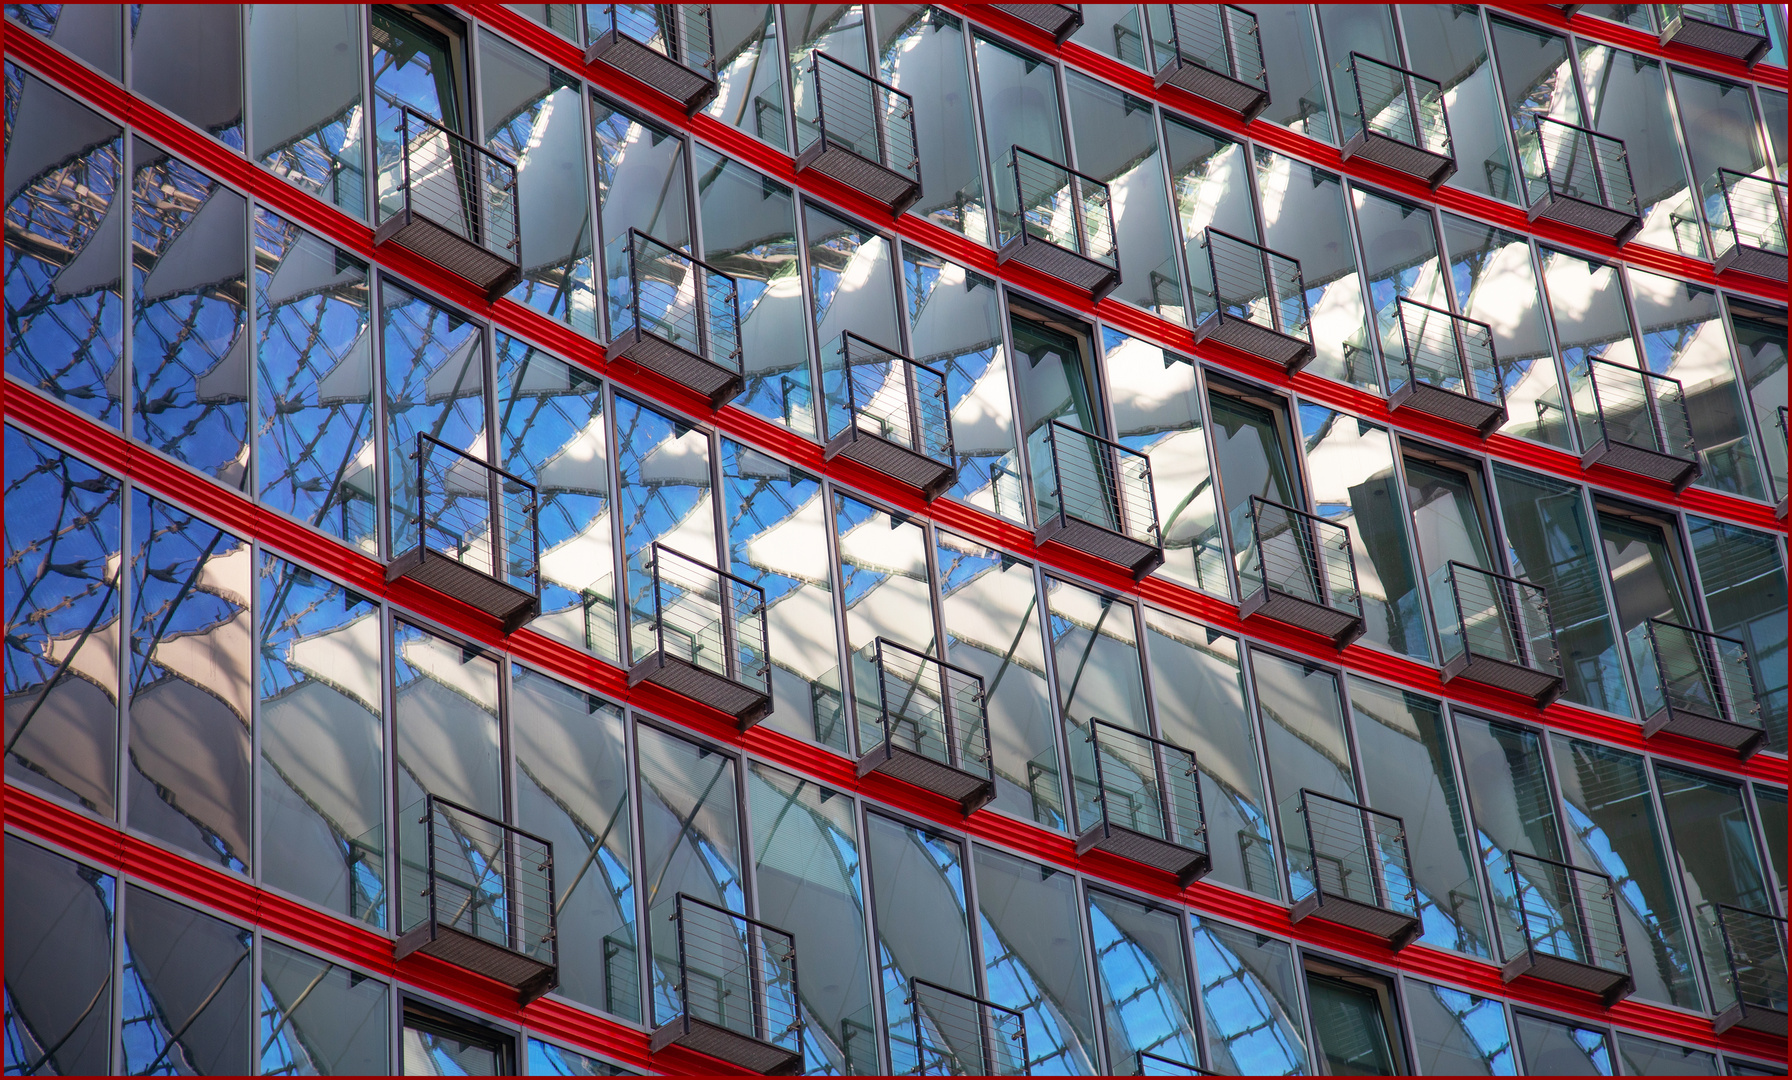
[1239,585,1365,648]
[1581,438,1700,490]
[1442,651,1564,707]
[387,547,539,633]
[796,141,921,215]
[1193,311,1314,374]
[1659,11,1771,65]
[1076,822,1210,888]
[1643,705,1765,759]
[1527,190,1642,245]
[825,428,957,500]
[1389,380,1505,437]
[1342,128,1456,189]
[1291,890,1423,951]
[396,923,557,1004]
[993,3,1083,43]
[609,325,744,409]
[629,652,771,729]
[1715,241,1787,282]
[1156,61,1269,123]
[376,208,521,300]
[585,30,716,112]
[858,744,995,814]
[998,232,1120,302]
[1501,949,1634,1008]
[651,1017,803,1075]
[1715,999,1787,1038]
[1035,514,1164,581]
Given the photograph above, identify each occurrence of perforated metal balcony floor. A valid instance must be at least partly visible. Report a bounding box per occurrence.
[1035,515,1164,581]
[1643,703,1766,759]
[993,3,1083,43]
[1502,948,1635,1008]
[395,922,557,1004]
[1715,999,1787,1038]
[795,139,921,215]
[1341,129,1456,189]
[1442,652,1564,707]
[651,1017,803,1075]
[1155,59,1269,123]
[608,327,744,409]
[1389,380,1506,437]
[1716,242,1788,282]
[1193,312,1314,375]
[1291,890,1422,951]
[1660,15,1771,65]
[825,427,957,501]
[857,745,995,814]
[629,652,772,729]
[997,234,1121,302]
[374,210,521,301]
[1528,191,1642,245]
[1581,437,1701,490]
[585,31,717,112]
[387,547,539,633]
[1239,584,1365,649]
[1076,822,1211,887]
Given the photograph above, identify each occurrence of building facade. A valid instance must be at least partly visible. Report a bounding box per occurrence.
[3,2,1788,1075]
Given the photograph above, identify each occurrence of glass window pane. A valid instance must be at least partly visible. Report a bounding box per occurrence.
[1490,18,1583,205]
[254,209,376,550]
[250,4,366,218]
[512,667,637,1021]
[1492,466,1629,716]
[878,7,987,244]
[1066,73,1182,324]
[748,763,875,1075]
[1233,4,1332,143]
[1354,185,1446,391]
[1686,516,1787,753]
[1511,1012,1611,1076]
[1404,457,1495,583]
[497,336,615,660]
[1165,116,1257,334]
[5,4,122,77]
[1400,977,1515,1076]
[1071,5,1146,67]
[1731,307,1787,506]
[1352,678,1489,957]
[527,1037,636,1075]
[835,493,934,745]
[1047,577,1147,833]
[1304,970,1397,1077]
[510,5,579,39]
[4,427,122,815]
[1106,332,1226,597]
[1668,68,1767,250]
[1145,610,1276,900]
[1576,45,1700,256]
[789,4,869,159]
[1656,764,1771,1009]
[4,64,126,428]
[810,203,900,445]
[614,396,716,664]
[4,836,115,1077]
[259,555,385,926]
[975,32,1066,244]
[259,941,390,1075]
[1551,737,1700,1009]
[865,812,973,1074]
[129,493,253,874]
[1299,403,1428,660]
[1206,386,1302,576]
[131,4,241,148]
[903,250,1021,522]
[695,147,811,435]
[1251,649,1354,898]
[1087,889,1198,1074]
[1189,916,1307,1076]
[1254,150,1371,390]
[1401,5,1514,202]
[636,724,743,1024]
[1615,1033,1718,1076]
[1454,714,1565,962]
[935,531,1063,830]
[973,844,1099,1075]
[1315,3,1398,145]
[402,1014,503,1076]
[592,96,689,333]
[121,885,252,1076]
[1755,784,1787,905]
[373,8,466,220]
[381,284,485,557]
[481,34,596,335]
[701,5,787,150]
[1597,513,1693,635]
[131,143,249,488]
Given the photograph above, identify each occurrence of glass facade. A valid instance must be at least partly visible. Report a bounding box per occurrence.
[3,4,1786,1076]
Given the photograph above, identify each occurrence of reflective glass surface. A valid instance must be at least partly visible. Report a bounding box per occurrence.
[1233,4,1332,143]
[613,397,716,665]
[810,204,900,445]
[1087,889,1198,1075]
[1066,73,1182,323]
[259,941,390,1075]
[702,5,787,150]
[878,6,987,244]
[1576,45,1699,255]
[975,31,1067,245]
[1252,649,1355,898]
[1047,576,1147,833]
[250,5,366,218]
[1254,150,1370,390]
[121,885,252,1076]
[4,837,115,1077]
[1455,714,1567,959]
[1685,516,1787,753]
[1616,1033,1719,1076]
[1512,1012,1611,1076]
[1164,117,1257,332]
[592,97,689,335]
[130,3,241,148]
[5,4,122,77]
[527,1037,635,1076]
[1401,4,1514,202]
[866,812,973,1074]
[1189,915,1307,1075]
[1353,185,1444,390]
[973,844,1099,1075]
[381,284,485,558]
[1656,764,1772,1005]
[1401,977,1516,1076]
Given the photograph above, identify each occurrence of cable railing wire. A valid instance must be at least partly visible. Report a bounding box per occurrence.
[641,542,770,696]
[1709,903,1787,1016]
[1572,356,1698,463]
[1009,145,1117,265]
[1637,618,1762,729]
[1714,169,1789,258]
[1437,561,1559,674]
[908,978,1029,1077]
[1244,496,1360,616]
[597,4,715,73]
[1035,420,1161,547]
[1285,789,1418,919]
[1392,297,1503,405]
[665,894,801,1053]
[1151,5,1266,89]
[1136,1050,1215,1076]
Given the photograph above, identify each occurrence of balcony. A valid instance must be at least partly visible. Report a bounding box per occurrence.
[1709,904,1787,1037]
[907,978,1029,1076]
[1137,1051,1215,1076]
[374,108,521,300]
[1340,53,1456,189]
[1190,229,1314,374]
[857,638,996,814]
[1388,298,1507,436]
[1657,4,1772,66]
[387,434,540,633]
[992,3,1084,44]
[609,229,745,409]
[1238,496,1365,648]
[1637,618,1766,758]
[823,332,958,501]
[1712,169,1788,282]
[795,52,921,214]
[585,4,718,113]
[628,543,772,728]
[1147,6,1269,122]
[651,894,802,1075]
[396,795,557,1004]
[1032,420,1164,580]
[1074,719,1211,887]
[1572,357,1700,490]
[997,146,1121,302]
[1499,851,1634,1006]
[1525,116,1642,244]
[1286,790,1422,950]
[1436,562,1564,706]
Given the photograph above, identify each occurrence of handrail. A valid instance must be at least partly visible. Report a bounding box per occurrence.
[1136,1049,1215,1076]
[1529,114,1639,217]
[642,542,769,693]
[1440,560,1559,673]
[907,977,1030,1076]
[618,228,743,374]
[1008,144,1118,264]
[1245,496,1360,616]
[1200,228,1311,344]
[867,636,994,782]
[1347,52,1453,157]
[1037,419,1161,547]
[1082,717,1206,853]
[1392,297,1503,406]
[668,892,801,1049]
[832,331,955,468]
[807,50,920,180]
[1288,788,1418,917]
[394,106,520,261]
[1504,850,1630,976]
[409,432,540,596]
[1714,169,1789,257]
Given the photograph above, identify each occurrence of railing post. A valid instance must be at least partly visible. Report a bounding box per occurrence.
[425,795,439,933]
[650,545,666,664]
[1047,423,1065,527]
[1510,857,1533,957]
[1260,243,1278,334]
[1089,722,1112,841]
[941,660,962,772]
[674,898,692,1037]
[874,639,894,757]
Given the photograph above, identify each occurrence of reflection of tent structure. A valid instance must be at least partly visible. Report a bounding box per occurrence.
[5,839,116,1076]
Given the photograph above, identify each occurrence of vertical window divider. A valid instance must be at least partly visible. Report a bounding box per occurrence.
[1646,758,1723,1015]
[620,701,651,1025]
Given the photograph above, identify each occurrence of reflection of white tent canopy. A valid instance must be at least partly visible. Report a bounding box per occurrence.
[248,5,362,160]
[867,819,976,994]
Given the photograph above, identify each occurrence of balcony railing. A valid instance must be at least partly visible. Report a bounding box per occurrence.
[908,978,1030,1076]
[1499,851,1634,1006]
[1709,904,1787,1037]
[1238,496,1365,647]
[1436,562,1564,706]
[1388,298,1507,435]
[997,146,1121,301]
[1778,405,1789,521]
[387,434,540,633]
[1136,1051,1215,1076]
[1712,169,1788,282]
[1286,789,1422,950]
[1147,6,1269,121]
[1525,115,1642,244]
[1341,53,1456,188]
[375,107,521,299]
[628,543,772,728]
[1032,420,1164,580]
[609,229,745,408]
[823,332,957,500]
[857,638,996,814]
[1074,719,1210,887]
[585,4,718,112]
[992,3,1084,44]
[1637,618,1766,758]
[795,52,921,214]
[1656,4,1772,65]
[650,894,802,1075]
[1572,356,1700,489]
[1190,228,1314,374]
[396,795,558,1004]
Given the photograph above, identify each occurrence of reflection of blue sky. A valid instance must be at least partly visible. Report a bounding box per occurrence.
[1190,921,1305,1076]
[1088,904,1197,1071]
[979,921,1092,1075]
[527,1037,630,1076]
[1420,982,1515,1075]
[1563,804,1690,975]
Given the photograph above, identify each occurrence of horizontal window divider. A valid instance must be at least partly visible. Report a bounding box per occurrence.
[9,25,1784,540]
[1487,2,1790,89]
